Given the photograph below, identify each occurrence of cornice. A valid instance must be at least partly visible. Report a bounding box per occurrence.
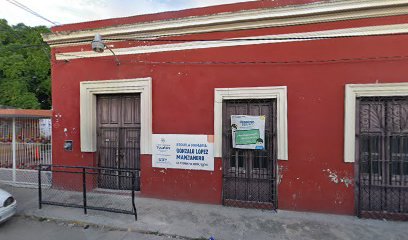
[55,23,408,61]
[43,0,408,47]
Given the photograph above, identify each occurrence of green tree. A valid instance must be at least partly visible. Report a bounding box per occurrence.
[0,19,51,109]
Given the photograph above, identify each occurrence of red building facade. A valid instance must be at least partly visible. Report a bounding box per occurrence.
[43,0,408,218]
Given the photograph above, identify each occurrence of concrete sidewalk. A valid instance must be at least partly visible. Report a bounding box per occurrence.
[2,183,407,240]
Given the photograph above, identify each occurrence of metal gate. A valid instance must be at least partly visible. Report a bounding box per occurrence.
[222,99,277,210]
[0,117,52,186]
[97,94,141,190]
[356,96,408,220]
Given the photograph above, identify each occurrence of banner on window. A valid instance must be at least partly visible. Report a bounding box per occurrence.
[152,134,214,171]
[231,115,265,150]
[39,118,52,138]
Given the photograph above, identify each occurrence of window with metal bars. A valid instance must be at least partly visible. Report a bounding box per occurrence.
[357,96,408,219]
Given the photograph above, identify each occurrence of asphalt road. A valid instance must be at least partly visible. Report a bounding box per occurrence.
[0,216,175,240]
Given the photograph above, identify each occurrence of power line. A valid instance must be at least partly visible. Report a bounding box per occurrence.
[5,0,57,25]
[0,9,52,59]
[4,0,57,25]
[2,28,401,63]
[0,44,51,62]
[55,52,408,66]
[0,44,46,50]
[48,32,408,46]
[52,31,408,65]
[106,32,408,42]
[0,25,50,60]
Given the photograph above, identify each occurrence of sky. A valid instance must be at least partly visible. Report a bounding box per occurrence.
[0,0,254,27]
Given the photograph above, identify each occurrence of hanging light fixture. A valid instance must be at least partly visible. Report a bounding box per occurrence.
[91,34,120,65]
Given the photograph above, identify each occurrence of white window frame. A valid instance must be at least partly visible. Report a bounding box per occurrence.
[80,78,152,154]
[344,83,408,163]
[214,86,288,160]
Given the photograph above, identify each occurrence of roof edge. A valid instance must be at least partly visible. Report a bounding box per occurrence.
[0,109,53,118]
[50,0,324,33]
[42,0,408,47]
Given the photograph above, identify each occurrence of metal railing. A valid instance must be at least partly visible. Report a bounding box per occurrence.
[38,164,139,220]
[0,117,52,186]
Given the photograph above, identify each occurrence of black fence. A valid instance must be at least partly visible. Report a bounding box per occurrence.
[38,164,139,220]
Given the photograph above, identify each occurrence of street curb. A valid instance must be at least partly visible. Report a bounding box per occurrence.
[16,214,206,240]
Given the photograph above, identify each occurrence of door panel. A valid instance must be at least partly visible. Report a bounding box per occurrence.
[357,97,408,220]
[97,94,141,190]
[98,127,120,189]
[222,99,277,210]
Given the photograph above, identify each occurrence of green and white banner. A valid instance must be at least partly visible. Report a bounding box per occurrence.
[231,115,265,150]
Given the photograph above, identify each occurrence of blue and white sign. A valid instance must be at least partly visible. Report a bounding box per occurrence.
[152,134,214,171]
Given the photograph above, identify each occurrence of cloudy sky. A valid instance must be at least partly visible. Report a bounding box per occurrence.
[0,0,253,27]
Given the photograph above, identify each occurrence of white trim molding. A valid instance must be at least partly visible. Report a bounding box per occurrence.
[80,78,152,153]
[43,0,408,47]
[344,83,408,163]
[214,86,288,160]
[55,23,408,61]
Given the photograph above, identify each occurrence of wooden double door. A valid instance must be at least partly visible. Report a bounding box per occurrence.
[222,99,277,209]
[96,94,141,190]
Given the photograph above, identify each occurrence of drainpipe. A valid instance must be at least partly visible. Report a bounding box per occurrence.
[12,117,16,183]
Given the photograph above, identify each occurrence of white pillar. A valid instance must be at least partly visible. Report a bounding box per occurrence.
[12,117,16,183]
